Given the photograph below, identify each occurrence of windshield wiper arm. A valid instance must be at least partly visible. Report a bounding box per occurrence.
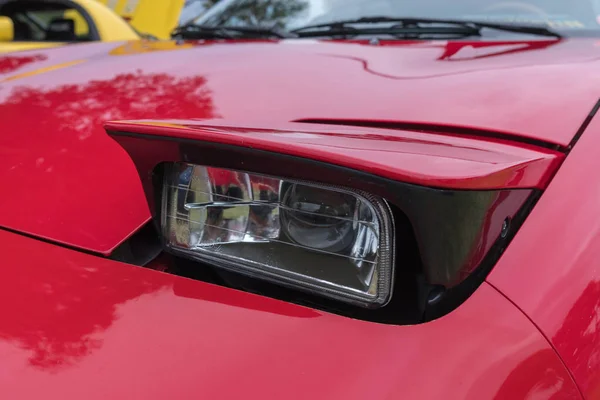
[172,24,296,39]
[292,16,562,38]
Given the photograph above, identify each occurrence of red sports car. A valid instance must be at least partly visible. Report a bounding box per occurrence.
[2,0,600,398]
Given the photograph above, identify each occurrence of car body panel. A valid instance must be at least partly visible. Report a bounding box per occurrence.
[0,38,597,255]
[0,227,581,399]
[107,119,563,190]
[3,38,600,145]
[488,111,600,398]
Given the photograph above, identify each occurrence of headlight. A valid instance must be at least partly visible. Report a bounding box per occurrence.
[162,162,395,308]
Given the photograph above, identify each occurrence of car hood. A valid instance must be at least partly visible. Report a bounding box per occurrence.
[1,37,599,254]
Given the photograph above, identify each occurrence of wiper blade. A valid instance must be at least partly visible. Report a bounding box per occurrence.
[172,25,296,39]
[294,25,480,39]
[292,16,562,38]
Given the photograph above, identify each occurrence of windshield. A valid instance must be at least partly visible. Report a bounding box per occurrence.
[179,0,211,25]
[192,0,600,33]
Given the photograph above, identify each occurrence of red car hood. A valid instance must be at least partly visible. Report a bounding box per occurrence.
[1,38,599,253]
[0,228,579,399]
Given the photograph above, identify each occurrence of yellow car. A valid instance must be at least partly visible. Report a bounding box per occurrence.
[99,0,186,40]
[0,0,185,53]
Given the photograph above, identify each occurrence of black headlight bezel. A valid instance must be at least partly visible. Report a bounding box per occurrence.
[109,130,539,324]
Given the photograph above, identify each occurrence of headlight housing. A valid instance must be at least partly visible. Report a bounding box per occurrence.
[163,162,395,308]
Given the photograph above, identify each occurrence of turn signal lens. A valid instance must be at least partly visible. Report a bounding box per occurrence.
[162,163,395,307]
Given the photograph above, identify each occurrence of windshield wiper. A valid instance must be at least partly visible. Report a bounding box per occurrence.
[172,24,296,39]
[172,17,562,40]
[291,16,562,38]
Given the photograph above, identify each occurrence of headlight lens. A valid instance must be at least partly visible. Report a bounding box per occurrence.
[162,163,395,307]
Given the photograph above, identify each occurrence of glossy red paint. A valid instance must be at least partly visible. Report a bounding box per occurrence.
[106,119,563,190]
[0,228,580,399]
[488,111,600,398]
[5,38,600,145]
[2,35,600,398]
[0,38,597,254]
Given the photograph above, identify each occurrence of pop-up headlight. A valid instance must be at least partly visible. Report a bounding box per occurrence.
[162,162,395,307]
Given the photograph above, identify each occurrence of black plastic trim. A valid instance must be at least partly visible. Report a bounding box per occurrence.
[109,130,539,324]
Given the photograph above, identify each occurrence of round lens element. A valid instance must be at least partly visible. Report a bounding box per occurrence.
[281,183,358,253]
